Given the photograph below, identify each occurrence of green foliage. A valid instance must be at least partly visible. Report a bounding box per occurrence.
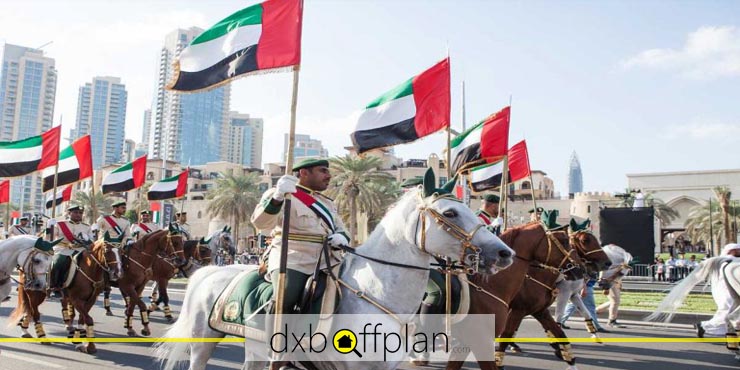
[593,291,716,314]
[124,209,138,223]
[74,190,114,224]
[206,171,262,243]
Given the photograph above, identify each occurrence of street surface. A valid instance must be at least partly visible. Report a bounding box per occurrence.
[0,285,736,370]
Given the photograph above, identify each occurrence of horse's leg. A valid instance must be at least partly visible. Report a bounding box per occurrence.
[570,295,600,341]
[532,309,578,370]
[14,286,32,338]
[149,280,160,311]
[61,296,73,332]
[30,291,49,343]
[135,284,152,336]
[103,277,113,316]
[499,309,526,356]
[119,283,138,336]
[159,278,174,322]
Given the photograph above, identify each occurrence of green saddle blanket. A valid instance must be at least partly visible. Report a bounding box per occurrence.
[209,268,340,340]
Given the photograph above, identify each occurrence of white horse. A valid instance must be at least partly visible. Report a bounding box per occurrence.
[555,244,632,336]
[155,186,515,370]
[202,226,234,265]
[647,255,740,360]
[0,236,55,306]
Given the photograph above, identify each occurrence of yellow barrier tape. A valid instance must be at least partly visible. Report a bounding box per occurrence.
[496,337,740,343]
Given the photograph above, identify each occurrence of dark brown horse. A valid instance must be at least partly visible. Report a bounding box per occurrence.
[442,222,577,370]
[148,239,212,319]
[60,238,123,353]
[497,227,611,369]
[117,226,184,336]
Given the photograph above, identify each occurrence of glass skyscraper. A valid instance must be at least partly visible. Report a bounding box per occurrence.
[73,76,127,168]
[568,151,584,196]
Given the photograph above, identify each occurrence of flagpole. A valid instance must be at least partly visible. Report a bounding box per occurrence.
[49,160,60,240]
[4,183,10,237]
[90,173,98,228]
[274,67,301,352]
[499,155,509,229]
[527,153,537,212]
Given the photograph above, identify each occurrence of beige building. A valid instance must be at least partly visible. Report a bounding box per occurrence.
[225,112,263,168]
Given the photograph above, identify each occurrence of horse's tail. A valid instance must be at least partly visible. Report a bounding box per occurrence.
[646,256,728,322]
[153,266,215,370]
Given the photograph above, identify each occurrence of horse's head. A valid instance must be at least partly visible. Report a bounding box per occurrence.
[550,229,585,280]
[501,220,579,277]
[164,224,187,267]
[569,218,611,273]
[18,237,57,291]
[598,244,633,290]
[396,169,514,273]
[95,238,123,281]
[196,238,213,266]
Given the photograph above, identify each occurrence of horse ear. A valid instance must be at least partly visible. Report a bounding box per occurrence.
[199,237,206,244]
[441,175,458,194]
[169,223,177,233]
[222,225,227,232]
[569,218,578,231]
[52,238,64,246]
[227,226,232,233]
[582,219,591,229]
[422,168,436,197]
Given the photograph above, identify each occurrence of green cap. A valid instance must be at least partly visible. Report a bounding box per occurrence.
[111,201,126,208]
[292,158,329,171]
[482,194,500,203]
[400,177,424,188]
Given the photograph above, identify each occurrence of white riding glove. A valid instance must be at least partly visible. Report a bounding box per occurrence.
[90,224,99,232]
[273,175,298,202]
[47,219,57,227]
[327,233,350,249]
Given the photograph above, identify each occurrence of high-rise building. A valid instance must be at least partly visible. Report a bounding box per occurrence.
[226,112,263,168]
[122,139,136,163]
[72,76,127,168]
[150,28,230,165]
[283,134,328,163]
[568,151,583,197]
[142,109,151,147]
[0,42,57,211]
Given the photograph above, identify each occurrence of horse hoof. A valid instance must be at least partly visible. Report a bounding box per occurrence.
[165,315,174,323]
[76,344,86,353]
[127,330,137,337]
[511,347,523,354]
[21,334,32,338]
[105,310,114,317]
[141,328,151,336]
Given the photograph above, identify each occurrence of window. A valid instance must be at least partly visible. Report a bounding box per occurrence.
[521,181,531,190]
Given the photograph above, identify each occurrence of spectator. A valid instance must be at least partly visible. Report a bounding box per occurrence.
[656,258,666,282]
[675,254,688,280]
[687,255,699,273]
[633,190,645,209]
[596,274,628,328]
[666,256,677,282]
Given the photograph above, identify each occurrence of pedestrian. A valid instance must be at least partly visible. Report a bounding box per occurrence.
[656,258,666,282]
[696,243,740,338]
[596,277,627,328]
[560,272,608,333]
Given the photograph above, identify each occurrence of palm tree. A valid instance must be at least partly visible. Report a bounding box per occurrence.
[714,186,733,244]
[363,180,402,231]
[685,200,726,256]
[131,182,152,213]
[74,190,114,224]
[619,189,680,227]
[324,155,395,246]
[206,171,262,244]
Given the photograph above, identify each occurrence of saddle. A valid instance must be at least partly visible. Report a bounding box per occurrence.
[51,250,85,289]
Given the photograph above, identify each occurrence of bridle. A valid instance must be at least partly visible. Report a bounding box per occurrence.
[569,229,608,271]
[415,193,487,274]
[523,225,581,276]
[16,248,52,290]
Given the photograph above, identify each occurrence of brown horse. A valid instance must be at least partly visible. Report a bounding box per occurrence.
[148,239,212,320]
[442,222,577,370]
[60,238,123,353]
[497,227,612,369]
[117,226,184,336]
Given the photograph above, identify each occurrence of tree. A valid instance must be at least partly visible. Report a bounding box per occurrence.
[324,155,395,246]
[206,172,262,244]
[714,186,734,244]
[74,190,114,224]
[685,199,731,256]
[620,189,680,227]
[131,182,152,213]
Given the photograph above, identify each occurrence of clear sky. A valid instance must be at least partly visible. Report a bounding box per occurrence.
[2,0,739,196]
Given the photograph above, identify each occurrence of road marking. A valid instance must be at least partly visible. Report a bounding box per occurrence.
[2,350,66,368]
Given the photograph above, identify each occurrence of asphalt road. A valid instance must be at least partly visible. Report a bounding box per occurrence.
[0,285,737,370]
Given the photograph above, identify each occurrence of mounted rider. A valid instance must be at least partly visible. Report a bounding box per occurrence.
[477,194,503,235]
[49,204,94,291]
[174,212,191,239]
[130,210,160,240]
[96,201,132,246]
[251,158,350,314]
[8,217,32,237]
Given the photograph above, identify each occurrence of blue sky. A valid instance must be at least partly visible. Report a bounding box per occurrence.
[2,0,739,196]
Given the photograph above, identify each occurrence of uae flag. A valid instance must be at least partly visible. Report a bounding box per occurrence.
[148,170,188,201]
[0,180,9,204]
[0,126,61,177]
[351,58,451,154]
[508,140,531,183]
[449,106,510,174]
[41,135,93,192]
[102,155,147,194]
[45,185,72,209]
[468,160,508,192]
[167,0,303,92]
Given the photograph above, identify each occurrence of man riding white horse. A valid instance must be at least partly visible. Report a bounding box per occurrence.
[251,158,350,314]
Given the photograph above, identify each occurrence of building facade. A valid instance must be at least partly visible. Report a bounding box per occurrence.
[226,112,263,168]
[150,28,231,165]
[122,139,135,163]
[73,76,127,168]
[141,108,151,148]
[284,133,328,162]
[0,42,57,211]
